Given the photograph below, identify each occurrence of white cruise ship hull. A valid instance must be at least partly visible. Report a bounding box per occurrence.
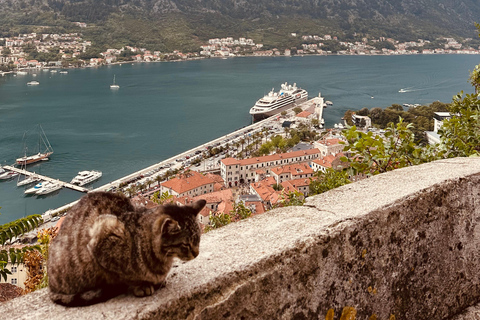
[249,83,308,121]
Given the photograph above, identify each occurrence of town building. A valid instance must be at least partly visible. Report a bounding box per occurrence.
[314,138,345,157]
[351,113,372,128]
[270,163,314,184]
[426,112,452,145]
[220,149,321,187]
[161,170,215,198]
[176,189,234,226]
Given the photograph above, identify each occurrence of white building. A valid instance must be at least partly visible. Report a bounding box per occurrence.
[0,262,27,290]
[426,112,451,145]
[220,149,321,187]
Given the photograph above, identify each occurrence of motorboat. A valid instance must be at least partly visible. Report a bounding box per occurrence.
[25,181,45,194]
[0,167,18,180]
[71,170,102,186]
[35,181,62,195]
[110,75,120,89]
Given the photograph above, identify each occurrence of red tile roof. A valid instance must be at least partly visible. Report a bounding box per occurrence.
[296,110,312,118]
[161,170,215,194]
[270,163,313,177]
[221,148,320,167]
[317,138,343,146]
[177,189,234,217]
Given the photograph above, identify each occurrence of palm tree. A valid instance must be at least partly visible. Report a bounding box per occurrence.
[154,175,162,187]
[145,178,153,190]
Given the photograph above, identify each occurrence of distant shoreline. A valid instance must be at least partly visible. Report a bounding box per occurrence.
[2,51,479,76]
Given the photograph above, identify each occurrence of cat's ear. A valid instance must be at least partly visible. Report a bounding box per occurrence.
[191,200,206,214]
[160,218,181,235]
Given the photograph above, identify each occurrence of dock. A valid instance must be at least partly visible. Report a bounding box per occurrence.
[3,165,89,193]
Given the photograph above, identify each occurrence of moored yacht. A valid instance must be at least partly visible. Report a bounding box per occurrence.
[17,174,41,187]
[35,181,62,195]
[249,82,308,121]
[0,169,18,180]
[25,181,45,194]
[71,170,102,186]
[0,166,18,180]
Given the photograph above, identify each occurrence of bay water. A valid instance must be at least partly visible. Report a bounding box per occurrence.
[0,54,478,224]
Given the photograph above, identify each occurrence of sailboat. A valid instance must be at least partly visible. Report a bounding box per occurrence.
[110,75,120,89]
[15,125,54,165]
[16,161,41,186]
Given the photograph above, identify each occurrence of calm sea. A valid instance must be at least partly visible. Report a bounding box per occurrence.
[0,55,478,224]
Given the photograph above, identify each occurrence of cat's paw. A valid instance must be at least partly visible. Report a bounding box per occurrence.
[133,284,155,297]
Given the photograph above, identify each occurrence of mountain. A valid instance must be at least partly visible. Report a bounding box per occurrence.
[0,0,479,51]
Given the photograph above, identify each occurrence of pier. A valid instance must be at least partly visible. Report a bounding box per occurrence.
[3,165,89,193]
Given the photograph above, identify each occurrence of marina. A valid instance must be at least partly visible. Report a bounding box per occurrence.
[2,165,89,193]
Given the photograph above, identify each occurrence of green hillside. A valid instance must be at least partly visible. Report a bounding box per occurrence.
[0,0,478,51]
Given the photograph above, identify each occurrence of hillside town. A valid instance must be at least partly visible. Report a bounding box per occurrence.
[1,31,479,72]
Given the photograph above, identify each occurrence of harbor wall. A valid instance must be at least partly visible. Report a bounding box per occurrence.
[3,157,480,319]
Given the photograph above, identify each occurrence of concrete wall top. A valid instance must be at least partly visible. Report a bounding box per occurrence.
[2,157,480,319]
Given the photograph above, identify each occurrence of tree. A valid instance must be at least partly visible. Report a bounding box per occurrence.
[293,107,303,114]
[278,190,305,207]
[341,119,437,176]
[151,191,174,205]
[309,168,351,195]
[438,66,480,157]
[204,212,231,233]
[0,215,43,282]
[230,201,252,221]
[281,111,288,117]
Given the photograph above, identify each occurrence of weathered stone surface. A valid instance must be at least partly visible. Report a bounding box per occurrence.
[2,157,480,319]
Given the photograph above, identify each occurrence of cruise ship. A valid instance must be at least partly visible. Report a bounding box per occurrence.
[249,83,308,121]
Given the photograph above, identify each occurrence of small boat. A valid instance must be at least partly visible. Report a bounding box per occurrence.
[59,71,68,74]
[50,70,57,73]
[16,125,54,165]
[17,174,41,187]
[16,71,28,75]
[35,181,62,195]
[27,81,40,86]
[110,75,120,89]
[0,167,19,180]
[71,170,102,186]
[25,181,45,194]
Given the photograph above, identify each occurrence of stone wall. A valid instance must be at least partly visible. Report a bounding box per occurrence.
[2,158,480,319]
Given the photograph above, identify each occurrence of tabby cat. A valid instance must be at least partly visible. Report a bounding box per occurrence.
[48,191,205,307]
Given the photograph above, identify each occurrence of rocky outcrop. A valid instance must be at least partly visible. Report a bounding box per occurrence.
[2,157,480,319]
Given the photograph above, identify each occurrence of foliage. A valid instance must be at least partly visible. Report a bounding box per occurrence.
[25,227,58,292]
[0,214,43,282]
[293,107,303,114]
[309,168,351,196]
[341,119,438,176]
[344,101,449,144]
[151,191,174,205]
[0,215,43,246]
[231,202,252,221]
[438,66,480,157]
[204,211,231,233]
[278,190,305,207]
[23,250,43,293]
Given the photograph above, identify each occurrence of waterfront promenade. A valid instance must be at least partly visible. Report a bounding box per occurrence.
[38,97,323,219]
